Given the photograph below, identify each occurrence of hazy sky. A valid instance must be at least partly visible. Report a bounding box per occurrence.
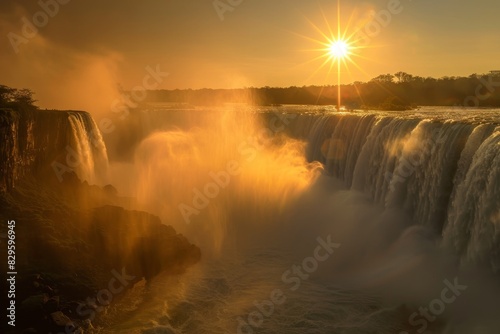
[1,0,499,109]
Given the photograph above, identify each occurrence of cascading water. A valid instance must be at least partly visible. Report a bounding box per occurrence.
[443,128,500,271]
[66,111,108,184]
[286,110,499,273]
[97,106,500,333]
[0,108,108,190]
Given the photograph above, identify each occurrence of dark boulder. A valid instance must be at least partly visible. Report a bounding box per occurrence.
[89,205,201,282]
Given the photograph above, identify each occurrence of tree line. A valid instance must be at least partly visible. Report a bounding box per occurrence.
[144,72,500,110]
[2,71,500,112]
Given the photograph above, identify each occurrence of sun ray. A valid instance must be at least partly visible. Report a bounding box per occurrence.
[341,9,357,41]
[292,0,384,109]
[320,7,335,42]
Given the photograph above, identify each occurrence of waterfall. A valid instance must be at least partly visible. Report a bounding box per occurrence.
[443,127,500,270]
[286,112,500,272]
[2,106,498,273]
[0,108,108,191]
[66,111,108,184]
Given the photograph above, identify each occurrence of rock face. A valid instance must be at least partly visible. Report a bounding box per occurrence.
[50,311,73,327]
[0,107,108,192]
[0,107,201,333]
[90,205,201,281]
[3,176,201,334]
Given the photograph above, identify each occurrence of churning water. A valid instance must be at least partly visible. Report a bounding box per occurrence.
[99,106,500,334]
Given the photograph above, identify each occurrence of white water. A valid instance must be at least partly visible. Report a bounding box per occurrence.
[99,106,500,334]
[67,112,109,184]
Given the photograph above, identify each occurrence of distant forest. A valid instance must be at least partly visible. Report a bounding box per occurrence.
[2,72,500,113]
[145,71,500,110]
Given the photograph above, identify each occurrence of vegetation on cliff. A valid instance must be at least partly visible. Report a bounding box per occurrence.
[0,85,37,110]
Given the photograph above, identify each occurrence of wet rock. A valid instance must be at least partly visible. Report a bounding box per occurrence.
[19,295,45,314]
[90,205,201,281]
[50,311,73,327]
[81,319,94,331]
[42,284,56,296]
[43,296,60,313]
[103,184,118,196]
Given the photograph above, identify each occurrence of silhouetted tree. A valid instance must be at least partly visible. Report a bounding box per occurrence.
[0,85,37,109]
[395,71,413,83]
[371,74,395,83]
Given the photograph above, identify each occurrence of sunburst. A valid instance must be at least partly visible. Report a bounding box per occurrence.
[296,0,371,110]
[329,40,350,59]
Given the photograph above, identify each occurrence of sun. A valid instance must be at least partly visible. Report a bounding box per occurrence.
[329,40,350,59]
[297,6,367,82]
[295,0,372,110]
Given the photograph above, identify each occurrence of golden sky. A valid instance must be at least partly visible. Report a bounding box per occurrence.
[1,0,499,109]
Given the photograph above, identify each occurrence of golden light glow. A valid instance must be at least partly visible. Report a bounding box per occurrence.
[295,2,375,84]
[294,0,375,109]
[329,40,350,59]
[307,19,364,80]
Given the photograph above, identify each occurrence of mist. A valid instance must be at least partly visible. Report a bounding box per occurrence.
[2,1,499,333]
[99,109,500,333]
